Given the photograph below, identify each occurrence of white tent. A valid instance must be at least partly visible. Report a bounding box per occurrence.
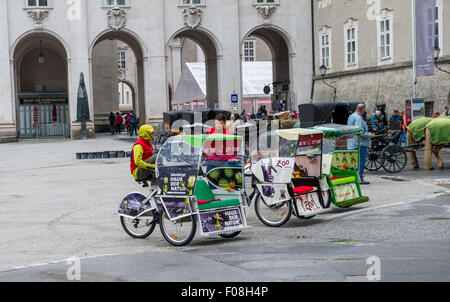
[172,61,273,105]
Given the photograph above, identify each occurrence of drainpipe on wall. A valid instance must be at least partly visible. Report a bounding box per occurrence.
[310,0,316,102]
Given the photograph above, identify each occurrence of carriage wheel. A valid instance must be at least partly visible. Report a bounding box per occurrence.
[365,148,384,171]
[382,145,408,174]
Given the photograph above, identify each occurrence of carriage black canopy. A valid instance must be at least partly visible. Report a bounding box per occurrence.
[298,102,361,128]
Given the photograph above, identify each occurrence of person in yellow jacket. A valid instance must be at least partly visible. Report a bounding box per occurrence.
[130,125,157,181]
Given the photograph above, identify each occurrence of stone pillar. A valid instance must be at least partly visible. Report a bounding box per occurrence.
[170,38,183,90]
[290,0,313,108]
[69,0,95,138]
[144,0,169,128]
[216,0,242,112]
[0,0,16,143]
[205,59,218,109]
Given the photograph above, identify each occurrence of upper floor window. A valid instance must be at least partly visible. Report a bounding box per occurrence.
[27,0,49,7]
[118,50,126,69]
[320,34,331,68]
[346,28,357,66]
[181,0,203,5]
[431,6,440,49]
[105,0,127,6]
[379,19,391,59]
[244,40,255,62]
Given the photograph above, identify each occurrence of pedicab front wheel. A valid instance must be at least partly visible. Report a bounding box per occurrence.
[254,193,293,228]
[120,214,157,239]
[159,212,197,247]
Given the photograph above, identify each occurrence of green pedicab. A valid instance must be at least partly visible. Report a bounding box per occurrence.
[311,124,370,208]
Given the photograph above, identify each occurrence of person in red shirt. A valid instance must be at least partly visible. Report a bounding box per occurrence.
[205,114,239,173]
[115,112,124,135]
[207,114,232,135]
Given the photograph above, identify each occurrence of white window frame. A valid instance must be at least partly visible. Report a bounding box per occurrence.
[103,0,129,7]
[435,0,443,54]
[243,40,255,62]
[319,26,332,72]
[254,0,279,4]
[118,50,126,69]
[178,0,206,7]
[377,9,394,65]
[24,0,51,9]
[344,19,358,69]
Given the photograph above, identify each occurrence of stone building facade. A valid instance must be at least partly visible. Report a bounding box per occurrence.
[313,0,450,117]
[0,0,313,142]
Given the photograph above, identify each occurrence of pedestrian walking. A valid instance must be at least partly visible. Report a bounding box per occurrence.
[444,106,449,116]
[115,112,123,135]
[109,112,115,135]
[129,113,138,137]
[390,110,403,145]
[348,104,375,185]
[399,111,408,147]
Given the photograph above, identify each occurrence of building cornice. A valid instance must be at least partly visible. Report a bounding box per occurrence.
[314,56,450,80]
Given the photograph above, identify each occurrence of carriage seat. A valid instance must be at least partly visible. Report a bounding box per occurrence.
[293,186,314,195]
[194,179,240,211]
[331,176,356,186]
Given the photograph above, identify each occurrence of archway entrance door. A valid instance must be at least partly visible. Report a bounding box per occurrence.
[242,27,292,114]
[13,33,70,138]
[91,31,145,133]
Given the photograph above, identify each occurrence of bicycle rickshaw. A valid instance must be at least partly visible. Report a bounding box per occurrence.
[118,133,251,246]
[249,128,331,227]
[311,124,369,208]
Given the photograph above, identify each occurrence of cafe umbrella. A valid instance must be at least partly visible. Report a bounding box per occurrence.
[76,72,90,139]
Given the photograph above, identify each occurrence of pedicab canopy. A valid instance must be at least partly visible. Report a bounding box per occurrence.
[311,124,364,138]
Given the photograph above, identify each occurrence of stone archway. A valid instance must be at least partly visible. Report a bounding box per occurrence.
[90,30,146,132]
[12,31,70,139]
[167,28,220,109]
[242,26,293,113]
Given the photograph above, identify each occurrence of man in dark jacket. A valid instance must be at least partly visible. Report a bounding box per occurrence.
[109,112,115,135]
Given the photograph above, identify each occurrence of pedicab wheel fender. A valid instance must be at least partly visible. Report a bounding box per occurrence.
[322,190,332,209]
[159,213,197,247]
[299,215,316,220]
[219,231,242,239]
[120,213,157,239]
[254,193,293,228]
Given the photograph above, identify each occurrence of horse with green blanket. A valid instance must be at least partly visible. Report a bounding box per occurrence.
[407,116,450,170]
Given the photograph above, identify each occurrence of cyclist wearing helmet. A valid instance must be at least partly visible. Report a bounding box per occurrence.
[130,125,156,181]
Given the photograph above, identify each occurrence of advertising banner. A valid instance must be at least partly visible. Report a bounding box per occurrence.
[415,0,436,77]
[200,208,243,234]
[118,193,153,218]
[257,184,290,206]
[334,183,359,202]
[251,157,295,184]
[157,166,198,196]
[160,196,192,220]
[295,192,321,215]
[412,99,426,121]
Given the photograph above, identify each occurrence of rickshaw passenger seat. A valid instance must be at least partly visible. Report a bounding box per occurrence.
[331,176,356,186]
[293,186,314,195]
[194,179,240,210]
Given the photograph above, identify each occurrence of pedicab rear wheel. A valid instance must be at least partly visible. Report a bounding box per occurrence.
[254,193,293,227]
[159,212,197,247]
[120,213,157,239]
